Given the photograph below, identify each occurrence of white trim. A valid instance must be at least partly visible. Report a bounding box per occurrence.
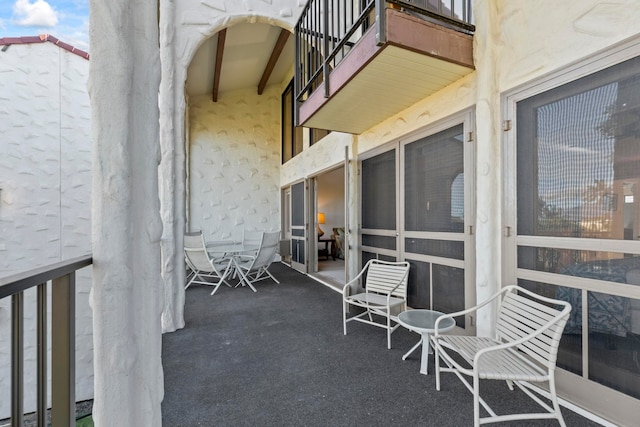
[517,235,640,255]
[307,271,343,293]
[516,268,640,300]
[527,383,616,427]
[405,253,465,269]
[403,231,466,241]
[361,228,398,237]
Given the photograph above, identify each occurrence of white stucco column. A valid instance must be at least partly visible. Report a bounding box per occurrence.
[473,0,502,336]
[159,0,186,333]
[89,1,164,425]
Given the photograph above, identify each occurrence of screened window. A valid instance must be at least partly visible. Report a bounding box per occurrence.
[517,57,640,240]
[282,79,331,160]
[362,150,396,230]
[282,80,303,163]
[516,55,640,399]
[405,124,464,232]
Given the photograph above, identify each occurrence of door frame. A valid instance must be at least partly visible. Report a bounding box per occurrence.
[290,179,308,273]
[358,110,476,333]
[501,36,640,426]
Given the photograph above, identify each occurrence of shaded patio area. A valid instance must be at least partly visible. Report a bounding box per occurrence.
[162,263,601,426]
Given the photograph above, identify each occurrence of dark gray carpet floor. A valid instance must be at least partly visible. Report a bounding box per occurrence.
[161,263,601,427]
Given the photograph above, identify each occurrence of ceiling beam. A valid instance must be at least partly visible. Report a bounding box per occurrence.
[212,28,226,102]
[257,29,290,95]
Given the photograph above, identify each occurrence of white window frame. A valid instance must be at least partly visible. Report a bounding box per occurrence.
[502,34,640,427]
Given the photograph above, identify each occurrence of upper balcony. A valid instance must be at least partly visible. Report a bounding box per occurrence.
[295,0,475,134]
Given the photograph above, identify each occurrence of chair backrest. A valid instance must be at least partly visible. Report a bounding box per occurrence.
[243,230,264,247]
[496,286,571,368]
[184,231,218,272]
[184,231,205,250]
[364,259,410,299]
[248,231,280,270]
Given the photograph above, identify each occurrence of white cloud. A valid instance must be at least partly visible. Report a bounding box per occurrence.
[12,0,58,27]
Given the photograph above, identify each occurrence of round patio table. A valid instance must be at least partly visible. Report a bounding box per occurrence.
[206,242,260,291]
[397,309,456,375]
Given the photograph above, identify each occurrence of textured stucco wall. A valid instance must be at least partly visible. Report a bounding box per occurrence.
[188,88,282,241]
[0,42,92,418]
[497,0,640,92]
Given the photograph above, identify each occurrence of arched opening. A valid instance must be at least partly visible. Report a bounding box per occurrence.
[184,22,294,245]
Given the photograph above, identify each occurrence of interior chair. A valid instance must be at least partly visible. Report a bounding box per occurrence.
[432,285,572,427]
[332,227,345,259]
[342,259,410,349]
[184,231,233,295]
[235,231,280,292]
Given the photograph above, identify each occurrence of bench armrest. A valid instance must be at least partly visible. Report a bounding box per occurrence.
[434,286,515,334]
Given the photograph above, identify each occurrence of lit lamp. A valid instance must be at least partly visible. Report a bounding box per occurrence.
[317,212,326,237]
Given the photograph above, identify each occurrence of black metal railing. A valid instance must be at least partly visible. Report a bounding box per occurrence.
[0,255,92,427]
[294,0,474,117]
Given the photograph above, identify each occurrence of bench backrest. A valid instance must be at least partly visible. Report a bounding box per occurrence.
[365,260,410,299]
[496,287,571,368]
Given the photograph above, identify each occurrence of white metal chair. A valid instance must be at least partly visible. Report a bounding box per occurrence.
[432,285,572,427]
[235,231,280,292]
[184,231,233,295]
[342,259,410,349]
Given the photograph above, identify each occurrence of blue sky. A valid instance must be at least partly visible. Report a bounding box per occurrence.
[0,0,88,49]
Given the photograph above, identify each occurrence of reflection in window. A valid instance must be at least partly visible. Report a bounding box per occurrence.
[519,280,582,376]
[587,292,640,399]
[517,57,640,241]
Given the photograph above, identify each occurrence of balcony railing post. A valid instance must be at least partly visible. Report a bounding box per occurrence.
[375,0,387,45]
[322,0,330,98]
[294,21,300,126]
[37,283,48,427]
[11,292,24,427]
[51,272,76,427]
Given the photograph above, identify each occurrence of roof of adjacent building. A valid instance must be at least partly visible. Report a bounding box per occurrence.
[0,34,89,60]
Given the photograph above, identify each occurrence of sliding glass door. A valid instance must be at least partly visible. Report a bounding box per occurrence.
[505,53,640,420]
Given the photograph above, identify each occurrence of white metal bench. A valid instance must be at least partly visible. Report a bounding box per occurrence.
[432,285,572,427]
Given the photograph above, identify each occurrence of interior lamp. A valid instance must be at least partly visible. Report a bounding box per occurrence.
[317,212,326,237]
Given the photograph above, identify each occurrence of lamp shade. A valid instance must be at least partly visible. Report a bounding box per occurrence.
[317,212,326,224]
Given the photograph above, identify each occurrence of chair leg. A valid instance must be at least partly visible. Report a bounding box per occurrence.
[387,314,392,350]
[549,375,566,427]
[209,282,222,296]
[236,268,258,292]
[435,341,441,391]
[264,269,280,284]
[184,271,200,289]
[343,301,348,336]
[473,373,480,427]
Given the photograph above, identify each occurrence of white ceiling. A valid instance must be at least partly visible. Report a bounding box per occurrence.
[186,23,294,98]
